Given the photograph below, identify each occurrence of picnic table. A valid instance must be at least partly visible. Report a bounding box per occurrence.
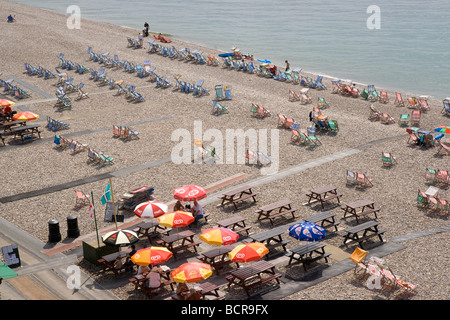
[341,220,385,249]
[248,228,290,258]
[256,199,297,225]
[155,230,200,259]
[128,265,172,290]
[285,242,330,271]
[11,124,41,142]
[341,199,380,223]
[216,215,252,236]
[303,211,340,232]
[197,281,225,300]
[97,248,131,277]
[226,260,282,296]
[219,184,258,210]
[305,185,342,209]
[196,245,237,275]
[133,219,171,243]
[0,120,25,131]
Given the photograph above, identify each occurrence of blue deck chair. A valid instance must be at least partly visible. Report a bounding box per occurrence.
[215,84,224,100]
[212,100,229,115]
[224,86,232,100]
[442,99,450,115]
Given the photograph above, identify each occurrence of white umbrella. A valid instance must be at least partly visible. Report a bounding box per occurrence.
[101,229,139,246]
[134,200,168,218]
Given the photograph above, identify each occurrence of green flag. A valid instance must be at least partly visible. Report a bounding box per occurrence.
[101,182,111,205]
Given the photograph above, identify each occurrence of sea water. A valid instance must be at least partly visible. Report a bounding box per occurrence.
[10,0,450,99]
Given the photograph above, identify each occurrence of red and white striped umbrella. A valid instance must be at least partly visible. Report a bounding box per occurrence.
[173,185,207,202]
[134,200,168,218]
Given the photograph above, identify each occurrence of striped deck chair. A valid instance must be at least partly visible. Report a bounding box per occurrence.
[436,170,449,186]
[369,105,382,121]
[346,170,357,185]
[381,152,397,166]
[356,172,373,188]
[407,97,419,109]
[245,149,257,165]
[399,114,410,127]
[380,113,395,125]
[406,128,419,145]
[410,110,421,126]
[394,92,405,107]
[435,141,450,156]
[288,89,300,102]
[300,88,312,104]
[75,190,90,208]
[441,98,450,115]
[418,96,430,112]
[379,91,389,104]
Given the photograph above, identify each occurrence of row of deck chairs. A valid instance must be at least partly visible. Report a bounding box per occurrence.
[368,105,395,124]
[346,170,373,188]
[350,248,417,297]
[113,125,139,140]
[406,96,430,112]
[55,86,73,109]
[442,98,450,115]
[250,103,271,118]
[417,189,449,215]
[57,53,91,75]
[1,79,32,99]
[224,57,257,73]
[127,37,143,49]
[399,110,421,127]
[288,88,312,104]
[425,168,449,187]
[24,63,56,79]
[212,100,229,115]
[173,75,206,95]
[406,127,443,148]
[116,83,145,102]
[46,116,69,132]
[54,135,88,154]
[299,75,327,90]
[245,150,271,166]
[291,126,322,146]
[332,79,359,98]
[88,148,115,165]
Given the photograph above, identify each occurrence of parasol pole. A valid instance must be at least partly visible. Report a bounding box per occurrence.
[91,191,100,248]
[109,178,118,230]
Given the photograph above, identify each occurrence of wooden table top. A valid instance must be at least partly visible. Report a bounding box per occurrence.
[344,199,374,209]
[230,260,275,280]
[216,215,246,227]
[345,220,379,233]
[258,199,291,212]
[310,185,336,194]
[222,184,253,197]
[160,230,195,243]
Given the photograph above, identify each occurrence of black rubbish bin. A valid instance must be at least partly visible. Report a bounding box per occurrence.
[67,215,80,238]
[48,219,62,243]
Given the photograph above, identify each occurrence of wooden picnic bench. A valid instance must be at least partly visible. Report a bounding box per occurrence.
[155,230,201,259]
[303,211,340,232]
[198,281,226,300]
[219,184,258,210]
[341,220,385,249]
[256,199,297,225]
[97,249,132,277]
[248,228,290,258]
[285,242,331,271]
[196,245,238,275]
[216,215,252,236]
[11,124,42,142]
[133,219,171,243]
[341,199,380,223]
[305,185,342,209]
[226,260,282,296]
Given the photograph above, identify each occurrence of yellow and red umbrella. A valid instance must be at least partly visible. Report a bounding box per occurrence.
[173,185,207,202]
[200,227,239,246]
[13,111,39,121]
[157,210,194,228]
[170,262,212,283]
[130,246,173,266]
[0,99,15,107]
[228,242,269,263]
[134,200,168,218]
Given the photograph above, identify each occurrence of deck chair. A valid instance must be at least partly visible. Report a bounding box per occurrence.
[349,247,369,277]
[346,170,357,185]
[212,100,229,115]
[299,88,312,104]
[76,82,89,100]
[441,99,450,115]
[399,114,410,127]
[435,141,450,156]
[256,151,271,166]
[368,105,382,121]
[436,199,449,215]
[436,170,449,186]
[394,92,405,107]
[328,119,339,132]
[245,149,258,165]
[98,152,114,165]
[224,86,232,100]
[367,85,379,101]
[418,96,430,112]
[215,84,224,100]
[356,172,373,187]
[317,97,329,109]
[381,152,397,166]
[292,68,302,84]
[75,190,90,207]
[291,129,303,144]
[406,128,419,145]
[304,128,321,146]
[410,110,421,126]
[288,89,300,102]
[379,91,389,104]
[380,113,395,124]
[407,97,419,109]
[417,189,429,207]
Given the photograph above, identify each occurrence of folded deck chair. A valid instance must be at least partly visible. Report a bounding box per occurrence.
[380,113,395,125]
[346,170,357,185]
[399,114,410,127]
[441,99,450,115]
[75,190,90,208]
[381,152,397,166]
[356,172,373,188]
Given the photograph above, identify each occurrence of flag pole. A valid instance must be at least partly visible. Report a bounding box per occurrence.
[91,191,100,248]
[109,178,118,230]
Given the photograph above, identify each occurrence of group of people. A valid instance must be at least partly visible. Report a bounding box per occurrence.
[174,199,204,223]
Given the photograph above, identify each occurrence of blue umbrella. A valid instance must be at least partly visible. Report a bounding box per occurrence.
[257,59,271,64]
[288,222,326,242]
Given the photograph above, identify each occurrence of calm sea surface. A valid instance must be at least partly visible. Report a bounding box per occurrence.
[11,0,450,98]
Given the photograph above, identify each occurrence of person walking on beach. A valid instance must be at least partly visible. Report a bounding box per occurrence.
[143,22,149,37]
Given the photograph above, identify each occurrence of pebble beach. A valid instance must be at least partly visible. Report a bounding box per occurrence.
[0,0,449,301]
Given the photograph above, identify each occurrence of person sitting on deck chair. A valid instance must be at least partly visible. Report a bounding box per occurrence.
[7,14,15,23]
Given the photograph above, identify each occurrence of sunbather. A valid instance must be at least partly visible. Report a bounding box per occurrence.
[7,14,15,23]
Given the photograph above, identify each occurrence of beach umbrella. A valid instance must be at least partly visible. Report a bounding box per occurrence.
[288,222,326,242]
[157,210,194,228]
[134,200,168,218]
[433,126,450,134]
[130,246,173,266]
[170,262,212,283]
[228,242,269,263]
[173,185,207,202]
[12,111,39,121]
[200,227,239,246]
[0,99,15,107]
[257,59,271,64]
[101,229,139,246]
